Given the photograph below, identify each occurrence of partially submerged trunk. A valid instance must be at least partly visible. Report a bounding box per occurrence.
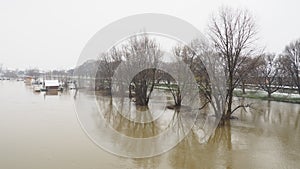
[132,68,157,107]
[135,80,148,106]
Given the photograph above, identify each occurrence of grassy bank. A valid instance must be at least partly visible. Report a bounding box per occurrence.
[143,84,300,104]
[234,89,300,104]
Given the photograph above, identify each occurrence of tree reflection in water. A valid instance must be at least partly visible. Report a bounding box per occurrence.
[169,121,233,169]
[86,90,300,169]
[94,90,231,167]
[94,89,199,157]
[67,86,300,169]
[96,95,165,138]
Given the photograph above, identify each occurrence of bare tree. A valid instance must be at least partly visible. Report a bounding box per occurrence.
[171,45,193,107]
[256,53,283,97]
[208,7,258,119]
[128,35,162,106]
[279,39,300,94]
[96,47,122,91]
[111,34,163,107]
[236,55,261,94]
[172,42,211,107]
[172,38,228,120]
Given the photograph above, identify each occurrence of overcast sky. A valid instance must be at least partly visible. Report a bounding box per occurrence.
[0,0,299,70]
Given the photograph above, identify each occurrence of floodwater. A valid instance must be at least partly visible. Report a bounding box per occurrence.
[0,80,300,169]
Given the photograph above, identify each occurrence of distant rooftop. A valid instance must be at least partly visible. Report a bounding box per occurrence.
[44,80,59,87]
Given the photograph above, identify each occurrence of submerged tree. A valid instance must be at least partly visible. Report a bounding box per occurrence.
[130,68,158,106]
[256,53,283,98]
[125,35,163,106]
[96,33,163,107]
[208,7,259,119]
[109,34,163,107]
[173,40,211,107]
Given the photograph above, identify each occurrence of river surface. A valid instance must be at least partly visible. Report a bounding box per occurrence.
[0,80,300,169]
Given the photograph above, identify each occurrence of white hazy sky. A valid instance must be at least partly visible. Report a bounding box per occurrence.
[0,0,299,70]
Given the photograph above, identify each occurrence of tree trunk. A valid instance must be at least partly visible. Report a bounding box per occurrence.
[135,80,148,106]
[225,73,234,119]
[175,90,182,106]
[242,81,246,94]
[226,92,233,119]
[129,84,133,99]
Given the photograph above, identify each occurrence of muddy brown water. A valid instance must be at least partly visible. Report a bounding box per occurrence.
[0,81,299,169]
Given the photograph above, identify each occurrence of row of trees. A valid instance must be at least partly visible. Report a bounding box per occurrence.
[96,36,164,106]
[83,7,300,122]
[186,7,300,120]
[0,68,74,79]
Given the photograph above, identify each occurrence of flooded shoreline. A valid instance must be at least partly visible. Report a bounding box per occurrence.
[0,81,299,169]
